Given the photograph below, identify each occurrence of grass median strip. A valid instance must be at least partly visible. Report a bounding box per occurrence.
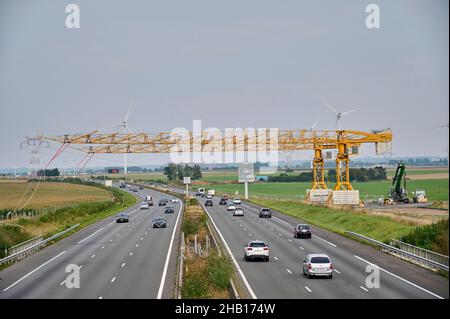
[181,198,233,299]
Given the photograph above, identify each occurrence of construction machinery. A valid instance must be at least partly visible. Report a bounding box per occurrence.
[41,128,392,193]
[387,162,410,204]
[412,189,428,203]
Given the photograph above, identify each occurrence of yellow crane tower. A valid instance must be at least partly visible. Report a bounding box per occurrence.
[42,128,392,192]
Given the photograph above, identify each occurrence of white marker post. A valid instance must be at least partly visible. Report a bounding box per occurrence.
[183,176,191,196]
[238,163,255,200]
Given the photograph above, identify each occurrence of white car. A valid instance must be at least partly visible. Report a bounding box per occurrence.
[233,208,244,216]
[227,204,236,211]
[171,198,180,203]
[303,254,333,279]
[233,198,242,205]
[140,202,149,210]
[244,240,269,262]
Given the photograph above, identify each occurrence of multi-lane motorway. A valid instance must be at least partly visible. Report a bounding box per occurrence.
[0,183,448,299]
[195,194,448,299]
[0,186,182,299]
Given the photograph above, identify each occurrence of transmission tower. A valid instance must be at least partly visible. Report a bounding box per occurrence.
[20,136,49,178]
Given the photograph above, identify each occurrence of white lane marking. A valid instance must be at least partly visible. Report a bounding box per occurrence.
[135,244,139,247]
[77,228,104,244]
[278,233,282,236]
[129,252,133,256]
[334,269,341,274]
[123,229,126,232]
[360,286,369,292]
[286,269,292,274]
[157,200,184,299]
[299,246,304,250]
[110,239,113,242]
[249,233,252,236]
[288,239,292,242]
[111,277,116,283]
[353,255,444,299]
[200,202,257,299]
[101,246,105,249]
[243,228,247,231]
[274,256,278,261]
[121,263,126,268]
[91,254,95,258]
[145,232,148,235]
[3,251,66,292]
[116,234,120,237]
[140,237,144,241]
[270,228,274,231]
[305,286,312,293]
[313,235,337,247]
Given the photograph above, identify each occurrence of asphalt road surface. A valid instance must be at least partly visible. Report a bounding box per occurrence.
[0,186,182,299]
[185,190,448,299]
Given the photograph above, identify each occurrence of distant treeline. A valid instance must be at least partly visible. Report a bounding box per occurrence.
[37,168,60,177]
[164,164,202,181]
[268,167,387,183]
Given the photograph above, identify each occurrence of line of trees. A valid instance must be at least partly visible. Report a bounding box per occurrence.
[37,168,60,177]
[327,166,387,183]
[163,164,202,181]
[268,167,387,183]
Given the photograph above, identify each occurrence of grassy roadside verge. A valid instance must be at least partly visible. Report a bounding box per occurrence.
[250,198,414,243]
[0,182,137,263]
[181,198,233,299]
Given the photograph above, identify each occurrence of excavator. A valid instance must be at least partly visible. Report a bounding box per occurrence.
[384,163,427,205]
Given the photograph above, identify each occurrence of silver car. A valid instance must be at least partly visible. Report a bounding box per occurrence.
[303,254,333,279]
[233,208,244,216]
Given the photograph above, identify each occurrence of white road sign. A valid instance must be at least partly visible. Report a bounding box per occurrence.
[238,163,255,183]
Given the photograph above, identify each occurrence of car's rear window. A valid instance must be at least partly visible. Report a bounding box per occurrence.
[261,209,270,212]
[311,257,330,263]
[299,225,310,230]
[250,242,266,247]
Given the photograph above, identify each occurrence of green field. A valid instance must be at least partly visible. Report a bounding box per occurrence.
[197,179,449,202]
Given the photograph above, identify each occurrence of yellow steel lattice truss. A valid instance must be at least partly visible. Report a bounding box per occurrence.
[43,129,392,191]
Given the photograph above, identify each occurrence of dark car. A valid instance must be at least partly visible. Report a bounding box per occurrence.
[152,217,167,228]
[294,224,312,239]
[130,187,138,192]
[116,213,129,223]
[205,199,213,206]
[139,186,144,190]
[219,198,227,205]
[164,206,175,214]
[158,199,167,206]
[259,208,272,218]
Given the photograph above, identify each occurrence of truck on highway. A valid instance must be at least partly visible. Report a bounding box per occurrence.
[119,180,126,188]
[207,189,215,197]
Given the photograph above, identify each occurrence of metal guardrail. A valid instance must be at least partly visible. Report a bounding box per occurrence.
[8,236,43,256]
[390,239,449,269]
[0,224,80,266]
[346,231,449,272]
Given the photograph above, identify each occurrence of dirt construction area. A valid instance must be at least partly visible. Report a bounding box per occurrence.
[359,205,449,226]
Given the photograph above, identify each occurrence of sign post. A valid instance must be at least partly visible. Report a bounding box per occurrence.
[183,177,191,196]
[238,163,255,200]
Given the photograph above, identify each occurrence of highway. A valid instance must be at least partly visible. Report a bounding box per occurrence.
[187,191,448,299]
[0,186,182,299]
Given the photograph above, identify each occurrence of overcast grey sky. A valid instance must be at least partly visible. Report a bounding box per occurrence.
[0,0,448,169]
